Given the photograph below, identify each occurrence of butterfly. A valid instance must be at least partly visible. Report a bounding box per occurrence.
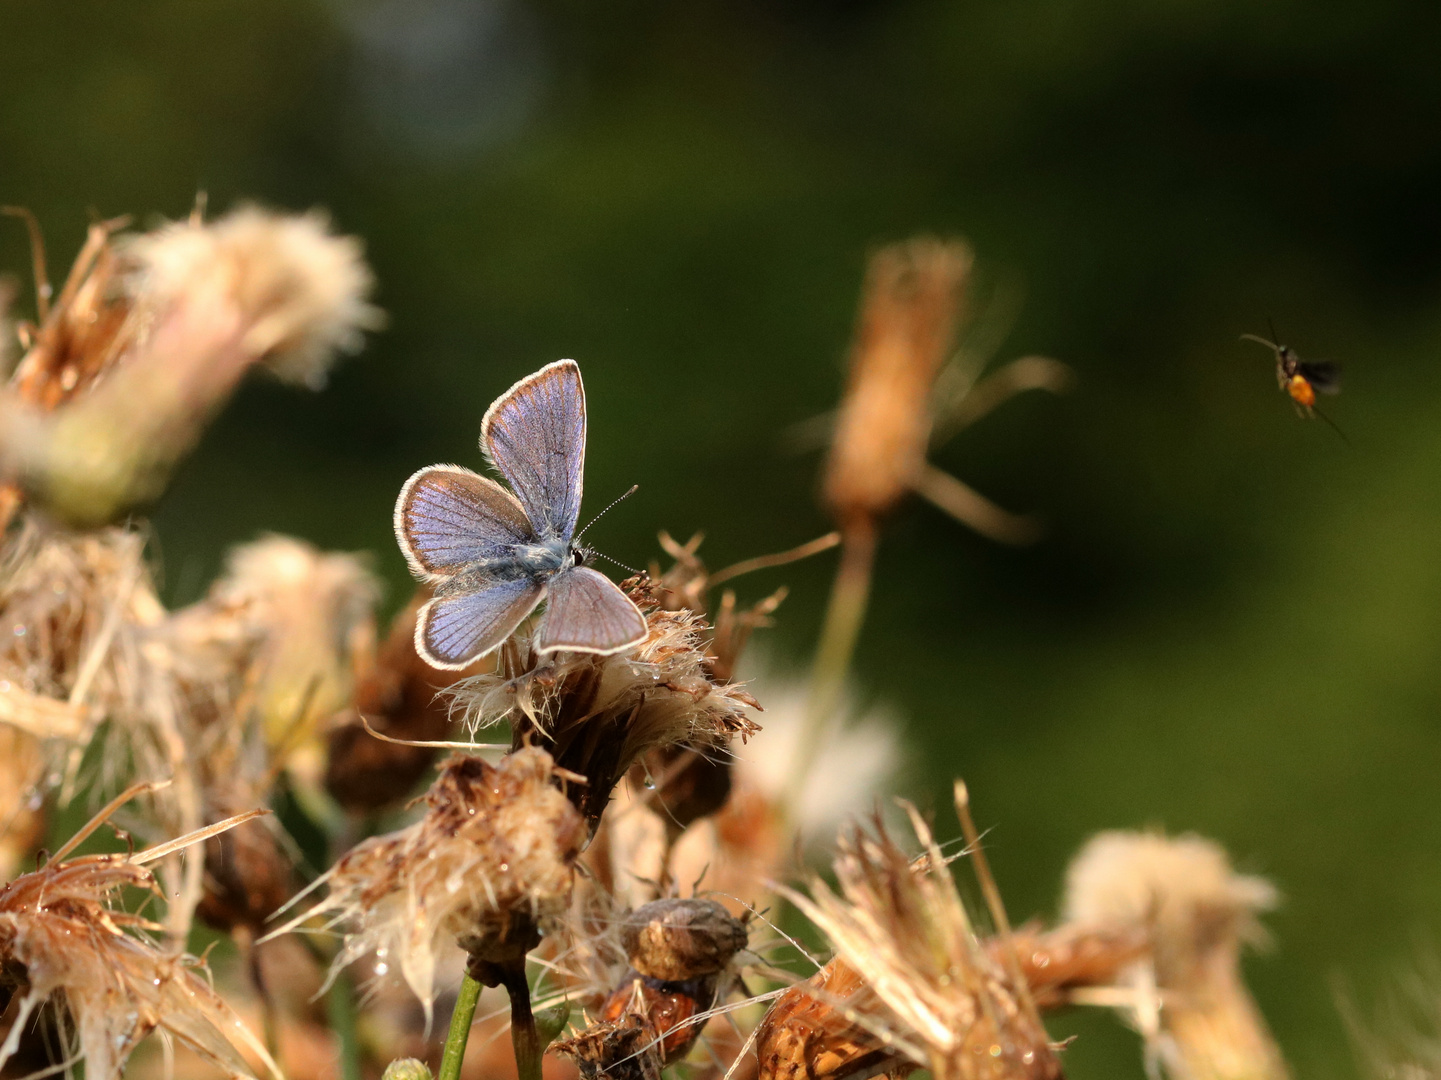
[394,359,648,669]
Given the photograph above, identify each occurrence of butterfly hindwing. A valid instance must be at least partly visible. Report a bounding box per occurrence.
[536,566,647,655]
[481,359,586,542]
[416,578,547,669]
[395,465,536,578]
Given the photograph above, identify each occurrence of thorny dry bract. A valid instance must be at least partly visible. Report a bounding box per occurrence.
[0,788,279,1080]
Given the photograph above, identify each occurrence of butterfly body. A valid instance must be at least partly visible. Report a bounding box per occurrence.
[395,360,647,669]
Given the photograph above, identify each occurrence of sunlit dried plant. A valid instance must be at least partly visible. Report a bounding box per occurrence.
[325,586,486,813]
[1062,830,1286,1080]
[554,898,751,1080]
[0,785,276,1080]
[275,747,586,1026]
[766,790,1063,1080]
[0,205,381,526]
[451,577,760,831]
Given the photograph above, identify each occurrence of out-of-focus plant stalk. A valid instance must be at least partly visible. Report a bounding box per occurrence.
[793,516,878,805]
[327,971,363,1080]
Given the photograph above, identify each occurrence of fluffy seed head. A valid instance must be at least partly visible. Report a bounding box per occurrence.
[284,748,585,1020]
[174,533,380,753]
[126,205,381,388]
[0,813,277,1080]
[1063,830,1285,1080]
[774,805,1061,1080]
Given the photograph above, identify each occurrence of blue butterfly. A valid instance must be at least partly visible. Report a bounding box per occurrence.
[394,359,648,669]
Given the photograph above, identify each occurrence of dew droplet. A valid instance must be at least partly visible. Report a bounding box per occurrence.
[643,778,657,791]
[12,625,25,637]
[375,961,390,976]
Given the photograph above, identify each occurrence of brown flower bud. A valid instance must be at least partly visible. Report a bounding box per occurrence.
[620,898,748,982]
[823,239,971,527]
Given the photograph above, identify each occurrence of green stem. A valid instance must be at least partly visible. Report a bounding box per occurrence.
[438,973,484,1080]
[501,967,543,1080]
[787,518,878,823]
[327,970,364,1080]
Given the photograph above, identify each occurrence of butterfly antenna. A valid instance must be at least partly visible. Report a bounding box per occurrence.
[592,550,642,575]
[577,484,639,541]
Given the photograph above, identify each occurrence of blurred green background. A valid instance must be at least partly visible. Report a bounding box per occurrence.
[5,0,1441,1074]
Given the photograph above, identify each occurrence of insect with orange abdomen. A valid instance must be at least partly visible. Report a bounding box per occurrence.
[1241,326,1344,436]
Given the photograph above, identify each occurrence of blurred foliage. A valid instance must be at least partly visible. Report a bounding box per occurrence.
[5,1,1441,1075]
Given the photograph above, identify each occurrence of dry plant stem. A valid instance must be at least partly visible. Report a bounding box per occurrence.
[912,463,1041,545]
[439,973,484,1080]
[502,966,544,1080]
[793,517,878,816]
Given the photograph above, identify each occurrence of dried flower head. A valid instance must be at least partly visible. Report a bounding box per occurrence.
[770,798,1062,1080]
[125,205,379,388]
[0,205,381,526]
[1062,830,1285,1080]
[0,791,277,1080]
[174,533,380,754]
[824,238,971,527]
[326,586,489,814]
[278,748,585,1023]
[821,237,1068,545]
[452,577,759,831]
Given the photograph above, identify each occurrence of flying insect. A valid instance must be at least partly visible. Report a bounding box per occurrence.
[1241,326,1344,438]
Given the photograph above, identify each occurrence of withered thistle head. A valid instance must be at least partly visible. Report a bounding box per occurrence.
[0,205,381,526]
[280,747,585,1021]
[171,533,380,755]
[451,577,760,831]
[1062,830,1285,1080]
[823,238,971,528]
[0,800,277,1080]
[770,801,1062,1080]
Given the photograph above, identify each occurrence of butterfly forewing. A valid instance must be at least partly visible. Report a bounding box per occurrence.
[417,578,547,669]
[395,465,536,577]
[481,360,587,541]
[535,567,647,655]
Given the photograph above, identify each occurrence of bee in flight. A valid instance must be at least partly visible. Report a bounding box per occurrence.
[1241,326,1345,438]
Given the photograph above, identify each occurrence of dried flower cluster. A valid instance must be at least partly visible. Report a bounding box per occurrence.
[0,208,1312,1080]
